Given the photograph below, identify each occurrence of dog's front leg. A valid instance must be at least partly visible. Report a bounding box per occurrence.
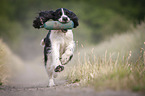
[61,41,75,65]
[51,43,64,72]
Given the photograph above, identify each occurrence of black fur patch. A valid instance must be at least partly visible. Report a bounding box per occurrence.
[33,11,54,29]
[44,30,51,67]
[69,55,73,61]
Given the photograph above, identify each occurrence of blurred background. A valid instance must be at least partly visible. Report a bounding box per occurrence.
[0,0,145,60]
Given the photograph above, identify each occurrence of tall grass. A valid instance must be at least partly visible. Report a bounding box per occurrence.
[64,22,145,91]
[0,40,10,84]
[0,40,23,85]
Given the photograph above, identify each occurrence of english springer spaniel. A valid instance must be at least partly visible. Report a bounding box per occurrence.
[33,8,79,86]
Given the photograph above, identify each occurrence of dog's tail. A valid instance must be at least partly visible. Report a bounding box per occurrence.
[40,39,45,47]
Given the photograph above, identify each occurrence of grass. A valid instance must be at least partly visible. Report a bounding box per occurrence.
[93,51,145,91]
[63,22,145,92]
[0,39,23,85]
[0,40,10,85]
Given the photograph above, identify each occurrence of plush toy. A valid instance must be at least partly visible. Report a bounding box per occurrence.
[40,20,74,30]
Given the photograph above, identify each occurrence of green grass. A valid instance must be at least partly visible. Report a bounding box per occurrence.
[63,22,145,92]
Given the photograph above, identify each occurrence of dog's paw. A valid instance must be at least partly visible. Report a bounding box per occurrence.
[48,82,55,87]
[60,54,69,65]
[54,65,64,72]
[48,78,55,87]
[48,83,55,87]
[61,54,73,65]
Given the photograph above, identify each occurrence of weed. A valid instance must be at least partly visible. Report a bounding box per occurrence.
[63,22,145,92]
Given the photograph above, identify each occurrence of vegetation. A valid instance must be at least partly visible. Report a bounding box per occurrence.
[64,22,145,91]
[0,40,10,85]
[0,40,23,85]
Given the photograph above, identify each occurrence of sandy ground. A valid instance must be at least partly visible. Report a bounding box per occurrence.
[0,60,144,96]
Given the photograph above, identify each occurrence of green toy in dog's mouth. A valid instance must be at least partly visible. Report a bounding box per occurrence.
[40,20,74,30]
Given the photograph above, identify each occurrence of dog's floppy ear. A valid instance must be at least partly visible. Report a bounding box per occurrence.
[51,10,60,21]
[33,10,54,29]
[33,17,42,29]
[39,11,54,22]
[69,11,79,28]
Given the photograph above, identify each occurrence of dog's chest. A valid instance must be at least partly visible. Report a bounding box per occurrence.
[50,30,73,55]
[50,30,73,45]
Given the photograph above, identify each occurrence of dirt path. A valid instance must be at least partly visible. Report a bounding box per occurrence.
[0,60,143,96]
[1,84,143,96]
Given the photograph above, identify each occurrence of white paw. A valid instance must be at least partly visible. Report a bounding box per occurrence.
[61,54,70,65]
[49,79,55,87]
[49,83,55,87]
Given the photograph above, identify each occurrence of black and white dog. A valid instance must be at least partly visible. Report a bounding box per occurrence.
[33,8,79,86]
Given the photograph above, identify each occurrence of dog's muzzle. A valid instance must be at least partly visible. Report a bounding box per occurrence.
[62,17,68,22]
[59,16,70,23]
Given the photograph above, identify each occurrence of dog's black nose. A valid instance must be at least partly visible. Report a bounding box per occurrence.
[62,17,68,21]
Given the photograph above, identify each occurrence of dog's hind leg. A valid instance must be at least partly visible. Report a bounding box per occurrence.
[47,71,55,87]
[46,65,58,87]
[45,55,56,87]
[44,45,55,86]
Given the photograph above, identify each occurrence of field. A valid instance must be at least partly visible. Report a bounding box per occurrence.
[63,22,145,92]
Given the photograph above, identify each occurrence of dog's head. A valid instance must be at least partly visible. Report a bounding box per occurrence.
[33,8,79,29]
[53,8,79,28]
